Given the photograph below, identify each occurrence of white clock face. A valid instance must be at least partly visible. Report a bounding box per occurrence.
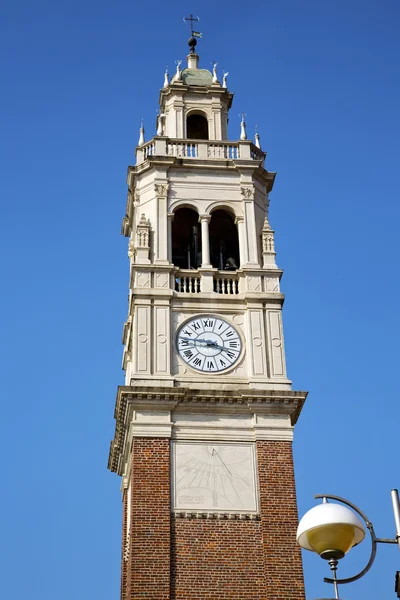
[176,315,242,373]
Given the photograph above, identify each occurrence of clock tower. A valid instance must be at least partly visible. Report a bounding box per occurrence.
[109,34,308,600]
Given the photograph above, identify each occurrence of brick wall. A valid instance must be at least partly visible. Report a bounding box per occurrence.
[126,438,170,600]
[257,440,306,600]
[171,518,265,599]
[122,438,304,600]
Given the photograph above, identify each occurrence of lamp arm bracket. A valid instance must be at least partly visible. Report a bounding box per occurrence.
[315,493,378,586]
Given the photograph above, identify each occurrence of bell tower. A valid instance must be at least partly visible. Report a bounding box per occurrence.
[109,33,308,600]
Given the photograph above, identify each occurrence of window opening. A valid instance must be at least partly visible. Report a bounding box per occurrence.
[172,208,202,269]
[187,114,209,140]
[209,210,239,270]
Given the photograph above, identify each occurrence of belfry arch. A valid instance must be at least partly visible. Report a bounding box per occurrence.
[186,112,209,140]
[171,207,201,269]
[209,209,240,270]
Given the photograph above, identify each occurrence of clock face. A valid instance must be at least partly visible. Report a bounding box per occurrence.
[176,315,242,373]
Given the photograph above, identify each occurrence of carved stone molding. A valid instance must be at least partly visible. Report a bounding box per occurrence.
[135,213,151,263]
[108,387,307,474]
[136,214,149,248]
[262,217,275,255]
[154,183,169,197]
[240,186,255,200]
[198,213,211,223]
[172,512,260,521]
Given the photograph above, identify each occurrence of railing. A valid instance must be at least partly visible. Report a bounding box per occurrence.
[142,140,155,159]
[137,137,265,165]
[213,272,239,295]
[208,143,240,159]
[175,270,201,293]
[167,142,198,158]
[250,145,265,161]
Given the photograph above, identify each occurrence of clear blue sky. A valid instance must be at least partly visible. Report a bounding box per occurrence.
[1,1,399,598]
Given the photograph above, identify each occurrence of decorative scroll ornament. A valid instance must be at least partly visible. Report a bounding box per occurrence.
[121,215,130,237]
[133,193,140,209]
[240,186,254,200]
[128,239,135,258]
[154,183,169,197]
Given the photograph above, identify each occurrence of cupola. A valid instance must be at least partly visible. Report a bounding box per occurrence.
[159,37,233,140]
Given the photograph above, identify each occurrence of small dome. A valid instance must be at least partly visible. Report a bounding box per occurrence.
[181,68,213,86]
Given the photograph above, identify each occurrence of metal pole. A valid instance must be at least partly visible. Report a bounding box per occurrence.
[328,558,340,599]
[391,489,400,550]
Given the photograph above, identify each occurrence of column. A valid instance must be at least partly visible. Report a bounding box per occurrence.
[241,186,259,266]
[154,183,169,264]
[167,213,174,263]
[199,214,212,268]
[235,216,245,267]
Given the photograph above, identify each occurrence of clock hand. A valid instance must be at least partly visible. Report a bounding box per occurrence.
[180,337,207,345]
[180,337,214,348]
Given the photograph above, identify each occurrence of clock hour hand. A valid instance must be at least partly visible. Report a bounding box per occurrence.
[180,337,210,347]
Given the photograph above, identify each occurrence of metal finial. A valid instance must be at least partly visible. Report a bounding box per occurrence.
[183,14,202,52]
[183,14,200,35]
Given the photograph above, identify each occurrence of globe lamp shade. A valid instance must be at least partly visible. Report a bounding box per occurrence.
[297,501,365,560]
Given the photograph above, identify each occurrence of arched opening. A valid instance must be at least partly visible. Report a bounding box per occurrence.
[186,113,209,140]
[171,208,202,269]
[209,210,240,270]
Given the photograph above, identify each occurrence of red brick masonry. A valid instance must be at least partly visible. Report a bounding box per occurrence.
[122,438,305,600]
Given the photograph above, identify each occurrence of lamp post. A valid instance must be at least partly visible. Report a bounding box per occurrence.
[297,489,400,599]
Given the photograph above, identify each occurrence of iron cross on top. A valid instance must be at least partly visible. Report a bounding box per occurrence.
[183,14,199,35]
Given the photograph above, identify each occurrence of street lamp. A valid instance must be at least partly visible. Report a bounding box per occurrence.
[297,489,400,599]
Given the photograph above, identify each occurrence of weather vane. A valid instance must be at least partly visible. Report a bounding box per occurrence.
[183,14,202,38]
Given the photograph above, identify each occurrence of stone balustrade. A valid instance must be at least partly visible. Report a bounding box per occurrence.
[136,137,265,165]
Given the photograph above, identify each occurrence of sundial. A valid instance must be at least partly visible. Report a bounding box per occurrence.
[172,441,258,512]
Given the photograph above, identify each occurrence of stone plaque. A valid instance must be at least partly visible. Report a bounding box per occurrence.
[172,441,258,512]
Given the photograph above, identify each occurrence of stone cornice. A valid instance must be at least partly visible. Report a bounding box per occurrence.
[108,386,307,474]
[172,512,260,521]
